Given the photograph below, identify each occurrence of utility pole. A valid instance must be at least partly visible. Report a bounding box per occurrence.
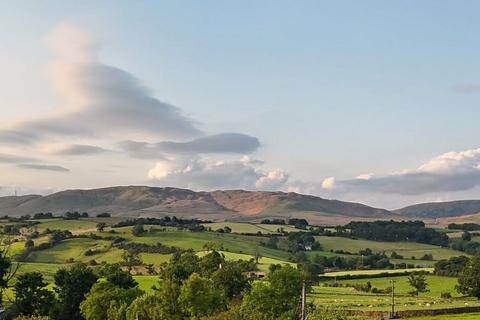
[301,280,306,320]
[389,280,396,319]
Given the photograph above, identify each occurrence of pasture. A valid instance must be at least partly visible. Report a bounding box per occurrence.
[203,222,301,234]
[311,275,480,312]
[315,236,465,260]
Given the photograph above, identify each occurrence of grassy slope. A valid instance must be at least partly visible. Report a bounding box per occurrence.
[315,236,464,260]
[311,275,480,312]
[203,222,300,234]
[32,217,121,233]
[27,238,124,264]
[96,227,291,261]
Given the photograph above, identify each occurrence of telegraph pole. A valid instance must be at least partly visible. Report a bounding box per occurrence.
[301,280,306,320]
[389,280,396,319]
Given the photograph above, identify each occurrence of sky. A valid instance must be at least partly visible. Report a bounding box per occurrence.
[1,1,480,209]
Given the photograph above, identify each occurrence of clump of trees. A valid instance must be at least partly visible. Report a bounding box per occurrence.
[434,256,469,276]
[6,250,306,320]
[113,216,210,232]
[63,212,89,220]
[450,239,480,255]
[345,220,449,246]
[448,223,480,231]
[456,256,480,298]
[32,213,54,220]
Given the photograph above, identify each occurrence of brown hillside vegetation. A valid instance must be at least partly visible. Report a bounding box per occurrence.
[0,186,395,224]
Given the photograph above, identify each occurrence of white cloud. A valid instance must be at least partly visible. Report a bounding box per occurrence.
[1,24,201,144]
[149,156,288,191]
[255,169,289,190]
[294,147,480,197]
[321,177,336,189]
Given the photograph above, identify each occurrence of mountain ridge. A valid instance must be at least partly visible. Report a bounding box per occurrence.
[0,186,394,224]
[395,199,480,218]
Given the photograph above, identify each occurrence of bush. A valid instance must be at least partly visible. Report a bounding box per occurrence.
[96,212,111,218]
[441,291,452,299]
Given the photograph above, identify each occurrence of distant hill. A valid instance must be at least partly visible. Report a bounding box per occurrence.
[0,186,395,224]
[395,200,480,218]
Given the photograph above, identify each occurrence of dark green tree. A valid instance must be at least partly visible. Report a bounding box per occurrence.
[199,250,224,276]
[50,264,98,320]
[462,231,472,241]
[211,261,250,299]
[14,272,54,316]
[100,263,137,289]
[457,256,480,298]
[408,273,429,296]
[80,281,142,320]
[241,265,303,320]
[126,280,182,320]
[24,239,34,249]
[96,223,106,232]
[160,251,200,283]
[132,224,145,237]
[179,273,225,318]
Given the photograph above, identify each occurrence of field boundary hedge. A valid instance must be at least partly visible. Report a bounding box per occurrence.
[320,269,431,280]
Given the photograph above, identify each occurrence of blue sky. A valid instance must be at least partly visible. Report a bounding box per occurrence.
[1,1,480,208]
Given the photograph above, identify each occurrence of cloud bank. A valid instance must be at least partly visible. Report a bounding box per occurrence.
[290,148,480,203]
[119,133,260,159]
[148,156,288,191]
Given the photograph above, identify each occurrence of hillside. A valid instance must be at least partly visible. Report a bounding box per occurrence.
[395,200,480,218]
[0,186,395,224]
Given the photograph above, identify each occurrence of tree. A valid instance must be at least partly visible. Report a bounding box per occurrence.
[462,231,472,241]
[132,224,145,237]
[14,272,54,316]
[100,264,137,289]
[50,264,98,320]
[24,239,34,249]
[96,223,106,232]
[179,273,225,318]
[159,251,200,283]
[121,250,143,273]
[241,265,303,320]
[126,280,182,320]
[80,282,142,320]
[457,256,480,298]
[0,240,17,306]
[96,213,111,218]
[199,250,224,276]
[212,261,250,299]
[408,273,429,296]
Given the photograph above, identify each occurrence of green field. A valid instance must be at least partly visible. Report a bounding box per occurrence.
[315,236,464,260]
[197,250,295,272]
[27,238,124,264]
[324,268,434,277]
[311,275,480,312]
[96,227,292,261]
[32,217,120,234]
[204,222,301,234]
